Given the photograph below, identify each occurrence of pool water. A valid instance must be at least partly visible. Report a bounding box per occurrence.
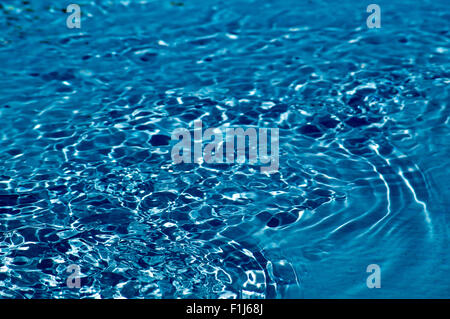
[0,0,449,298]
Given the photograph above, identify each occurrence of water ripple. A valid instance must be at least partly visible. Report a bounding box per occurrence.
[0,0,448,298]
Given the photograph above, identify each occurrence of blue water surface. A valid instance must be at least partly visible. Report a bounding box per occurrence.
[0,0,449,298]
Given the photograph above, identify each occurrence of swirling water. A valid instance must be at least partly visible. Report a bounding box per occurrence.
[0,0,449,298]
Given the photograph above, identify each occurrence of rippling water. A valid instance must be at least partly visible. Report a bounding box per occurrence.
[0,0,449,298]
